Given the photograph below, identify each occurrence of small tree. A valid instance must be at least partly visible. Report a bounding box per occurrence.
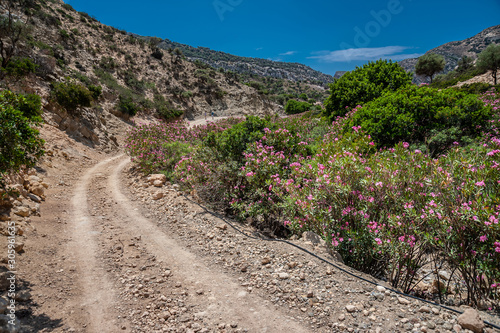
[477,43,500,85]
[0,0,33,69]
[457,55,474,73]
[415,53,445,83]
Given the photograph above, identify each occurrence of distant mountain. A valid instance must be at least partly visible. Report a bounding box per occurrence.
[400,25,500,83]
[154,39,335,85]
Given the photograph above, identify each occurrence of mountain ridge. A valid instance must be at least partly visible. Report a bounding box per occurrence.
[399,24,500,83]
[153,38,335,85]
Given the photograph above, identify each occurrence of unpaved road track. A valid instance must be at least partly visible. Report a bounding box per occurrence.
[64,154,311,332]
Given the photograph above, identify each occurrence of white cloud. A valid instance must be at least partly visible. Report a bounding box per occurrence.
[279,51,297,56]
[308,46,422,63]
[256,47,263,51]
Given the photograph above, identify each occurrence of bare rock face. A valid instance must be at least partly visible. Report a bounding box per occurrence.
[457,308,485,333]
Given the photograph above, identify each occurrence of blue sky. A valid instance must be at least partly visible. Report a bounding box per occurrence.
[65,0,500,76]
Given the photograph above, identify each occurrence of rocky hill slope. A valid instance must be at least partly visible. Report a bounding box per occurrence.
[400,25,500,83]
[155,38,335,85]
[1,0,280,152]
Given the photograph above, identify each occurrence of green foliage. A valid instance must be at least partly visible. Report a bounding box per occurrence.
[151,47,163,60]
[52,81,93,112]
[0,6,32,69]
[455,82,493,95]
[118,94,139,116]
[61,3,75,11]
[204,115,271,163]
[153,94,183,120]
[180,90,193,99]
[431,66,485,89]
[415,53,446,83]
[0,90,42,120]
[324,59,412,119]
[59,29,70,40]
[284,99,311,115]
[457,55,474,73]
[88,85,102,100]
[0,90,44,185]
[99,56,118,72]
[477,43,500,85]
[2,57,38,76]
[348,85,492,155]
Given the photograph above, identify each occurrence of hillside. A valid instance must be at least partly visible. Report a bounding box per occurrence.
[1,0,282,152]
[400,25,500,83]
[155,38,335,85]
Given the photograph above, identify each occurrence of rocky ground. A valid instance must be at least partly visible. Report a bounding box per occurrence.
[0,117,499,333]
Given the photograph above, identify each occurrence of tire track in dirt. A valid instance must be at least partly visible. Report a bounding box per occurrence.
[108,156,312,333]
[69,154,125,332]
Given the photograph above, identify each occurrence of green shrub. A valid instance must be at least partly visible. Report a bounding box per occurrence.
[348,85,493,155]
[153,94,182,120]
[180,90,193,99]
[285,99,311,114]
[2,57,38,76]
[61,3,74,11]
[118,94,139,116]
[99,56,117,72]
[59,29,70,40]
[455,82,492,94]
[0,91,44,186]
[88,85,102,100]
[324,59,412,119]
[52,81,93,112]
[151,48,163,60]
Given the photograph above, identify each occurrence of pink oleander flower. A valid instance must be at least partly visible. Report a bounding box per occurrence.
[480,235,488,242]
[475,181,485,187]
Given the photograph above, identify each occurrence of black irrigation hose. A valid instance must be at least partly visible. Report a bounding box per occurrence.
[182,194,500,331]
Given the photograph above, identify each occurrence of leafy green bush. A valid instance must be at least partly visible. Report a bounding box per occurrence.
[348,85,492,155]
[0,91,42,120]
[118,94,139,116]
[151,48,163,60]
[431,66,485,89]
[52,81,93,112]
[2,57,38,76]
[0,91,44,186]
[455,82,493,95]
[88,85,102,100]
[324,59,411,119]
[285,99,311,114]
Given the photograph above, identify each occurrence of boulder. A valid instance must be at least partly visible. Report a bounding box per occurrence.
[152,191,164,200]
[457,309,485,333]
[147,174,167,186]
[12,207,29,218]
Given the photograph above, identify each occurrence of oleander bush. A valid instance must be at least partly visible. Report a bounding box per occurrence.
[126,86,500,308]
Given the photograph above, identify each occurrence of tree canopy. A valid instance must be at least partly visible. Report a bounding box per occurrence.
[415,53,445,83]
[324,59,412,119]
[477,43,500,85]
